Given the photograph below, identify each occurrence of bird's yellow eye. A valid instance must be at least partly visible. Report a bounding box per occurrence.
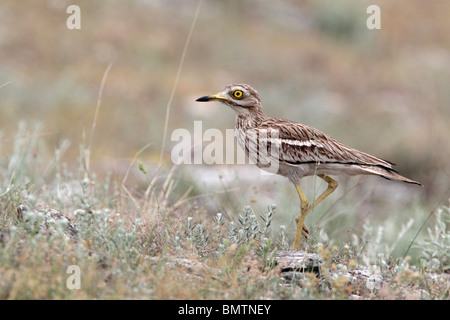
[232,90,244,99]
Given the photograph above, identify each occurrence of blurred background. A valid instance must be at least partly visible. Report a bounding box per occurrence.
[0,0,449,241]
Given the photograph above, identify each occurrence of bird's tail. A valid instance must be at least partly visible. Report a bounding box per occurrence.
[359,165,423,186]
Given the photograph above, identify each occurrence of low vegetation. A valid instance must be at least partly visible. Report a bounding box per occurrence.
[0,128,448,299]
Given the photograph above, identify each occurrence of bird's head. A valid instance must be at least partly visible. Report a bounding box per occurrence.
[196,83,262,114]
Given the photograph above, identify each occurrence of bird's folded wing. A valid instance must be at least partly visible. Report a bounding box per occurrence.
[252,118,395,170]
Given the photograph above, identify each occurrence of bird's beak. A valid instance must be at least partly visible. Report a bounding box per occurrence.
[196,93,230,102]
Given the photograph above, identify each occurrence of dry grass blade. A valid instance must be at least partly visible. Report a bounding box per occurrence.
[173,185,194,208]
[121,142,153,186]
[158,0,203,167]
[85,63,113,174]
[400,187,450,266]
[0,81,11,89]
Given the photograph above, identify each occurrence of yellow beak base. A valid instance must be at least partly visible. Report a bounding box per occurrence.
[196,93,229,102]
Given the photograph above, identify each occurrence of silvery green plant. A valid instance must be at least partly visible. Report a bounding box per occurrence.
[223,205,276,247]
[182,205,278,258]
[74,208,145,268]
[227,221,238,244]
[236,205,276,243]
[260,204,276,237]
[414,206,449,273]
[277,225,290,251]
[190,223,210,257]
[214,212,224,232]
[237,206,261,242]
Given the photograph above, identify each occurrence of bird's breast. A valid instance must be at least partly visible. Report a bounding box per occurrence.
[234,127,249,155]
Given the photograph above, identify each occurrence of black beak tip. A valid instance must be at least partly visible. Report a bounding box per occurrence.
[196,95,210,102]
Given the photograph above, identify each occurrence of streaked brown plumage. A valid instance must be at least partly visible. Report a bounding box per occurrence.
[196,83,422,250]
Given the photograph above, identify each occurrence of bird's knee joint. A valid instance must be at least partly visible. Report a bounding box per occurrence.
[330,180,338,189]
[323,176,338,189]
[301,202,309,212]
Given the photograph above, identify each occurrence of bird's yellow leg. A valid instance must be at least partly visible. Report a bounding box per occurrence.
[303,174,338,216]
[293,175,338,250]
[293,184,309,250]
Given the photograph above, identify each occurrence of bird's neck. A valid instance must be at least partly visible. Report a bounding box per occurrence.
[235,105,267,129]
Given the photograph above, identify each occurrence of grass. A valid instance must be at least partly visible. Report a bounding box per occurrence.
[0,1,449,300]
[0,126,448,299]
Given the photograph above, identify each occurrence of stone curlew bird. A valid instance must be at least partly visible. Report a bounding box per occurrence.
[196,83,422,250]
